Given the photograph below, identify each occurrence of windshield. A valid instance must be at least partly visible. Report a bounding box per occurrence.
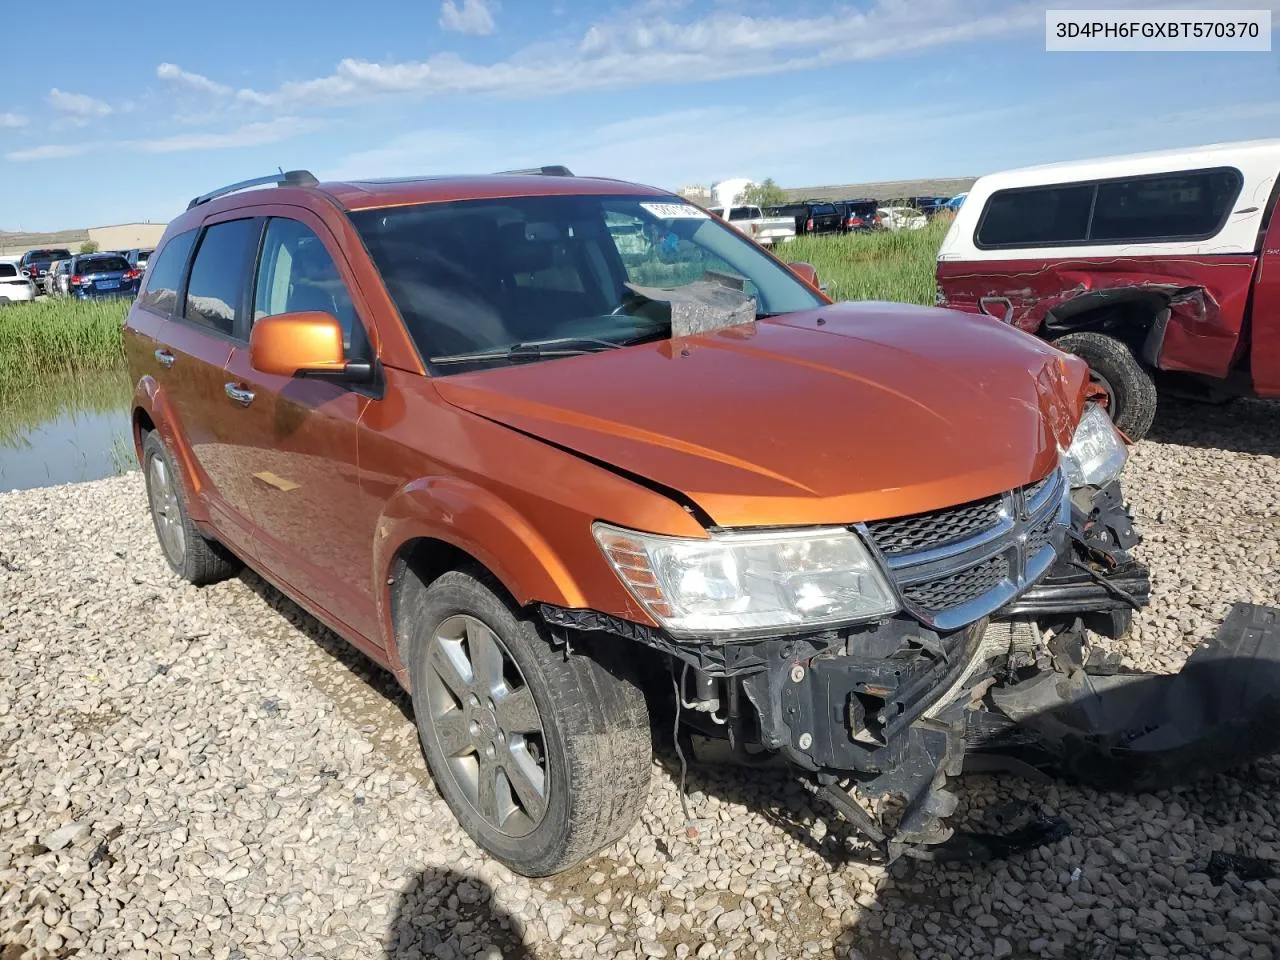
[350,194,823,373]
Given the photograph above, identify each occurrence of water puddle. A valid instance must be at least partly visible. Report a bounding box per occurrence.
[0,370,133,491]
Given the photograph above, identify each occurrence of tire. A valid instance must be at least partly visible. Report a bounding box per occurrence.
[1052,331,1158,440]
[404,567,651,876]
[141,431,241,585]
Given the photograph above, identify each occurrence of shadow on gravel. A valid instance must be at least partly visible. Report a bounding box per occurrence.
[385,867,530,960]
[1146,396,1280,456]
[237,569,414,725]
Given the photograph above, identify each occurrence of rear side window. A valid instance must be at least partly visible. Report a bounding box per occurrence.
[138,229,196,315]
[1090,170,1242,242]
[977,167,1243,248]
[977,184,1094,247]
[185,220,258,337]
[0,264,16,278]
[728,206,755,221]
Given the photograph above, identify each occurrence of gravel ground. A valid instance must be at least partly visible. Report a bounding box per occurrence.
[2,397,1279,960]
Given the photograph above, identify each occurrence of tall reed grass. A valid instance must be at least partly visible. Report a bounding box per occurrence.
[0,298,128,396]
[773,215,950,306]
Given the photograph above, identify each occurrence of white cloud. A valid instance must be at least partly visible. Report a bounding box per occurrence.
[136,117,323,153]
[156,62,231,96]
[5,142,100,162]
[227,0,1059,109]
[4,117,318,162]
[0,113,27,128]
[439,0,496,35]
[47,88,112,118]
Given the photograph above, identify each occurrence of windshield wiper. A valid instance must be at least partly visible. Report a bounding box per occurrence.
[430,336,629,365]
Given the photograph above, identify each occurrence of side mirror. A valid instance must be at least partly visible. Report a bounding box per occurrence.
[788,261,820,288]
[250,311,373,383]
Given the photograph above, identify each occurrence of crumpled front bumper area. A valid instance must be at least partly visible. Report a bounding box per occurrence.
[542,479,1280,861]
[972,602,1280,794]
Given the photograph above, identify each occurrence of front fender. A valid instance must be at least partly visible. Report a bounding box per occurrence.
[373,476,593,675]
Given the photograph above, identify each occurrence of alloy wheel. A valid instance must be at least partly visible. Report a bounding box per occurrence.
[424,614,549,838]
[147,454,186,566]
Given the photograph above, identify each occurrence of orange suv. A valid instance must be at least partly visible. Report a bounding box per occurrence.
[127,166,1153,874]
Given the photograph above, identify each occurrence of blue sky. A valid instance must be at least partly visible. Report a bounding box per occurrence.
[1,0,1278,231]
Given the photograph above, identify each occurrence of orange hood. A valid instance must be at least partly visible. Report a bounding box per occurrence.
[433,302,1090,528]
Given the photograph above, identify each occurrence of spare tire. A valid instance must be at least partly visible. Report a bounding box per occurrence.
[1052,331,1157,441]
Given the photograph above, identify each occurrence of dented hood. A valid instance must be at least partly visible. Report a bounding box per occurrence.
[433,302,1090,527]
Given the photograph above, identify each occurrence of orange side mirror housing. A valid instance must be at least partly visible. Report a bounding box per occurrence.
[249,311,348,378]
[788,261,821,289]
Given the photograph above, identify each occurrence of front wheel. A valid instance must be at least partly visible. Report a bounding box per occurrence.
[1052,331,1158,440]
[405,568,651,876]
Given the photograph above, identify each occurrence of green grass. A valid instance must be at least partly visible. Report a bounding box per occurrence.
[773,215,950,305]
[0,298,128,396]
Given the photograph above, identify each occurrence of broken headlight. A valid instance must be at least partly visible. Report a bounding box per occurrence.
[593,523,898,637]
[1062,403,1128,488]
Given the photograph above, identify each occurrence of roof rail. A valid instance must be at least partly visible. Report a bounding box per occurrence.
[187,169,319,210]
[495,165,574,177]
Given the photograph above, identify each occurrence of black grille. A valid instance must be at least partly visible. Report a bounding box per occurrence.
[1024,472,1055,505]
[902,556,1009,612]
[865,495,1002,557]
[1025,512,1057,557]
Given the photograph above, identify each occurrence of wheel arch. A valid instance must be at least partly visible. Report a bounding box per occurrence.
[1041,286,1181,366]
[375,477,592,686]
[131,375,209,522]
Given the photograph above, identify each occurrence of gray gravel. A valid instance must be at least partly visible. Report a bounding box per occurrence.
[2,397,1279,960]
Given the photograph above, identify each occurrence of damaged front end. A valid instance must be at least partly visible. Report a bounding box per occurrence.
[541,416,1278,861]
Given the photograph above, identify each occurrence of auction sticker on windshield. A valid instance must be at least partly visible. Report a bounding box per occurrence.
[640,202,710,219]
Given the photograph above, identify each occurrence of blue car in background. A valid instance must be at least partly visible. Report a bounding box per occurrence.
[944,192,968,212]
[66,252,142,299]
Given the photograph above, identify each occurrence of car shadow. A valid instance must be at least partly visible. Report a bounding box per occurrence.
[1145,395,1280,456]
[235,568,415,727]
[384,866,531,959]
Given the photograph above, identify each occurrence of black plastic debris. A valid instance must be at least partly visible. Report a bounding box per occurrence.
[1206,851,1280,884]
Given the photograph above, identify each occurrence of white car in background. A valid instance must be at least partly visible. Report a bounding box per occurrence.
[877,206,928,231]
[0,261,38,303]
[709,205,797,247]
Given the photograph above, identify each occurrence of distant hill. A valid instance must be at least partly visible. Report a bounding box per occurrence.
[0,228,90,253]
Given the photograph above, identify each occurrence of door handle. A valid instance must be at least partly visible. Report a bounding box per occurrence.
[154,349,176,368]
[224,382,256,407]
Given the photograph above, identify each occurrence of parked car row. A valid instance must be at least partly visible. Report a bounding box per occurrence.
[757,192,967,238]
[42,252,144,299]
[0,245,153,302]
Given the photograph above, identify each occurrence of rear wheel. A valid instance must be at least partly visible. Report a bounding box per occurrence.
[142,431,240,585]
[1052,331,1158,440]
[405,568,651,876]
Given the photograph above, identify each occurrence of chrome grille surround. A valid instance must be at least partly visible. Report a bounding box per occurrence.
[856,469,1070,631]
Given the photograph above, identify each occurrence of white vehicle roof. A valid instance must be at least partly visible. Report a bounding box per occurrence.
[939,138,1280,261]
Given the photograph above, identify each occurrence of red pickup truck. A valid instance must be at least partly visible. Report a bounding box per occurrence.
[935,140,1280,439]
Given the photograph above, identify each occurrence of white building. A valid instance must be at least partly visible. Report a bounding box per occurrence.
[709,178,756,209]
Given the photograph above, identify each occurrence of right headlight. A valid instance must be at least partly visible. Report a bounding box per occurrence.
[1062,403,1129,488]
[592,522,898,638]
